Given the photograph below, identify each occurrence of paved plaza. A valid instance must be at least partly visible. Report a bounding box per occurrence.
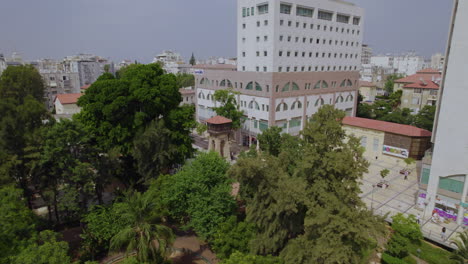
[360,158,465,248]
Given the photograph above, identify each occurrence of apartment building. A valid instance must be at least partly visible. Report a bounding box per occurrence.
[422,0,468,225]
[394,69,442,113]
[196,0,364,145]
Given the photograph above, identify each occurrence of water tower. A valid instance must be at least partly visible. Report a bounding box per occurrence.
[206,116,232,159]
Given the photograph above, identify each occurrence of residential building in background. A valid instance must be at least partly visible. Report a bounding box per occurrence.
[431,53,445,70]
[358,80,380,102]
[196,0,364,146]
[360,64,396,88]
[369,53,425,77]
[393,69,441,112]
[152,50,191,74]
[33,54,111,110]
[422,0,468,225]
[343,116,431,165]
[361,44,372,65]
[0,53,6,76]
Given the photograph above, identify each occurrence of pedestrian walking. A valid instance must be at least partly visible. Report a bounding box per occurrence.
[441,227,447,240]
[404,170,409,180]
[416,214,421,224]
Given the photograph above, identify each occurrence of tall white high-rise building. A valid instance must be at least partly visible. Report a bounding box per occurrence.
[422,0,468,225]
[196,0,364,145]
[237,0,364,73]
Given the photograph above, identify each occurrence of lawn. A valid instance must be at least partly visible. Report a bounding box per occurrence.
[407,240,455,264]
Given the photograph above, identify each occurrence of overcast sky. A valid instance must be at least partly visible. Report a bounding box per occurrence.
[0,0,454,63]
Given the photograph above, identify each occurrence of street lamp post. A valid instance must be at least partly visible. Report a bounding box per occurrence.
[371,184,376,210]
[422,201,429,224]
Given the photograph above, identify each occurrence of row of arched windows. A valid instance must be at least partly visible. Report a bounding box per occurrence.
[275,94,354,112]
[199,77,356,92]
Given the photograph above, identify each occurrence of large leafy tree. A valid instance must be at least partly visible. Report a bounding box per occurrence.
[0,65,49,205]
[154,152,236,239]
[0,186,37,263]
[212,89,244,129]
[13,230,71,264]
[175,73,194,88]
[211,216,256,259]
[38,119,100,222]
[230,105,386,263]
[220,252,283,264]
[77,63,195,185]
[414,105,436,131]
[81,205,130,261]
[110,191,174,263]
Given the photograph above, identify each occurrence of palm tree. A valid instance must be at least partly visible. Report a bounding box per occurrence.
[450,229,468,264]
[110,191,174,263]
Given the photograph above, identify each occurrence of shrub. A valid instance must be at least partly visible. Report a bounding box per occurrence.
[381,253,408,264]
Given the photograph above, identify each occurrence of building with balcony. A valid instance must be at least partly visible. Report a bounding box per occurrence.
[196,0,364,145]
[394,69,442,113]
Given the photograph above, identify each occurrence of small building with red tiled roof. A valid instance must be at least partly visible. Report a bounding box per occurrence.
[54,93,82,115]
[342,116,432,162]
[393,69,442,113]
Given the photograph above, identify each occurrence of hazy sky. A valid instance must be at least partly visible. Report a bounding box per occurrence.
[0,0,454,63]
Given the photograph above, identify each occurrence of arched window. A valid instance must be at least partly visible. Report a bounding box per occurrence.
[220,79,233,88]
[275,85,279,92]
[200,78,209,85]
[335,96,344,103]
[322,81,329,88]
[292,82,300,91]
[291,101,303,110]
[207,93,213,101]
[198,92,205,99]
[347,79,353,86]
[282,83,290,92]
[276,102,288,112]
[248,101,260,110]
[255,82,262,91]
[346,94,354,102]
[314,81,321,89]
[340,80,347,87]
[315,98,325,107]
[246,82,253,90]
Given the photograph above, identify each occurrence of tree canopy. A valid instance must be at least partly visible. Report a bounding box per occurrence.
[230,105,387,263]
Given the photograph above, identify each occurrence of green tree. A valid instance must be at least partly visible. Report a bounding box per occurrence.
[0,186,37,262]
[380,169,390,181]
[391,213,423,243]
[414,105,436,131]
[232,105,387,263]
[133,120,179,184]
[384,74,403,94]
[189,53,196,66]
[229,155,307,255]
[379,108,414,125]
[175,73,195,88]
[0,65,45,103]
[211,216,256,259]
[450,230,468,264]
[357,102,373,119]
[81,205,130,261]
[0,66,49,204]
[155,152,236,239]
[110,191,174,263]
[13,230,71,264]
[38,119,99,222]
[212,89,244,129]
[257,126,283,156]
[76,63,195,185]
[386,233,410,259]
[220,251,283,264]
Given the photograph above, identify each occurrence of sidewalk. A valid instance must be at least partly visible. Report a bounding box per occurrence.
[360,159,460,249]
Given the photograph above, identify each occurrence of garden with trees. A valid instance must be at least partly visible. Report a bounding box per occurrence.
[0,64,462,264]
